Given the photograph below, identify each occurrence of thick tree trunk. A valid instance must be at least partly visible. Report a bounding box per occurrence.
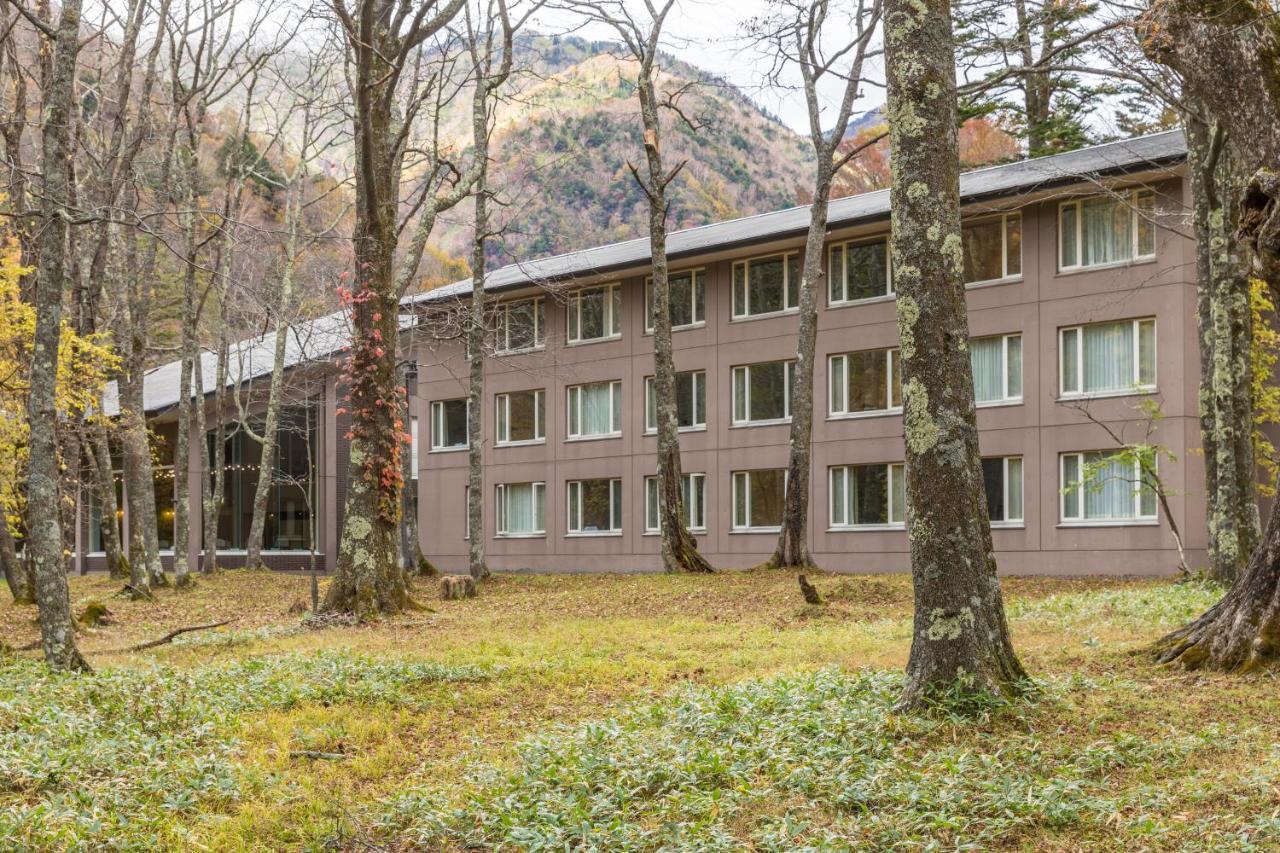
[26,0,90,671]
[1187,117,1260,584]
[885,0,1026,707]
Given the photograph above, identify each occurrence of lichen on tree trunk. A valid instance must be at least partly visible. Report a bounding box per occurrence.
[884,0,1026,707]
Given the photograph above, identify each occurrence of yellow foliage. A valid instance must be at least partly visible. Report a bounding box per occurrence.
[1250,278,1280,496]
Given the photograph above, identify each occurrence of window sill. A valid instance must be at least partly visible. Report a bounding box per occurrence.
[730,308,800,323]
[643,426,707,436]
[496,438,547,448]
[730,418,792,428]
[975,398,1023,409]
[828,293,894,309]
[1057,519,1159,528]
[965,275,1022,289]
[566,334,622,347]
[565,433,622,443]
[827,524,906,532]
[643,322,706,336]
[566,530,623,538]
[1057,387,1156,403]
[429,446,468,454]
[827,408,902,421]
[495,532,546,539]
[1057,255,1156,277]
[990,521,1025,529]
[496,345,546,356]
[642,528,706,536]
[730,526,781,534]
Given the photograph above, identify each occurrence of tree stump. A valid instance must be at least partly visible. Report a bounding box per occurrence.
[797,574,823,605]
[440,575,477,600]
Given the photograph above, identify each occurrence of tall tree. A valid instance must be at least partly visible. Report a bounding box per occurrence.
[751,0,882,570]
[324,0,475,617]
[884,0,1026,706]
[22,0,91,671]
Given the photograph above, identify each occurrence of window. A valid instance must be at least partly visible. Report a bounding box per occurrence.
[829,238,891,304]
[496,482,545,536]
[962,213,1022,284]
[496,389,544,445]
[496,297,545,353]
[983,456,1024,525]
[732,253,800,318]
[644,473,707,532]
[1060,451,1157,523]
[1060,318,1156,397]
[1059,189,1156,270]
[430,399,468,450]
[829,348,902,416]
[732,360,796,424]
[645,270,705,332]
[567,380,623,439]
[88,474,123,553]
[409,417,419,476]
[732,469,786,531]
[829,463,906,528]
[971,334,1022,405]
[567,478,623,534]
[644,370,706,432]
[568,284,621,343]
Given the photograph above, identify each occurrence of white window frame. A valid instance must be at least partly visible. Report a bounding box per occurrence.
[828,237,893,306]
[644,370,707,434]
[971,333,1023,407]
[1058,318,1157,399]
[984,456,1024,527]
[1058,189,1157,272]
[495,297,545,354]
[828,463,907,530]
[1059,451,1158,526]
[828,348,901,418]
[644,269,706,333]
[566,478,623,535]
[567,283,622,345]
[495,481,546,538]
[566,379,623,440]
[495,389,545,446]
[731,252,800,320]
[644,473,707,533]
[429,399,469,452]
[962,212,1022,286]
[731,360,796,426]
[731,468,788,533]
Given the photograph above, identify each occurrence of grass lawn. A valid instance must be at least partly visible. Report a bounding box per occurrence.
[2,569,1279,850]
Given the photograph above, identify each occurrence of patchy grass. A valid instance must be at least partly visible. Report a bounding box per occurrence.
[1,570,1276,850]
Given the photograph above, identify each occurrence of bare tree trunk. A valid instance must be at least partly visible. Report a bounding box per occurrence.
[885,0,1025,707]
[86,415,125,578]
[400,363,427,572]
[466,88,491,581]
[172,157,201,589]
[26,0,91,671]
[1,517,31,603]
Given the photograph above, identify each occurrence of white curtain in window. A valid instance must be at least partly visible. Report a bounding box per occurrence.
[505,484,535,533]
[1082,197,1131,266]
[970,337,1005,402]
[1083,322,1133,392]
[581,384,613,434]
[1085,454,1134,519]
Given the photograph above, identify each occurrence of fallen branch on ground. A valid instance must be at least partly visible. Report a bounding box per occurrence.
[289,750,348,761]
[129,620,233,651]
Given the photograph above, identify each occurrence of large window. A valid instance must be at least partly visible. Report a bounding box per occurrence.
[962,213,1022,284]
[1060,318,1156,397]
[732,360,795,425]
[567,380,622,439]
[644,370,706,432]
[829,463,906,529]
[971,334,1022,405]
[732,253,800,318]
[983,456,1024,526]
[645,270,705,332]
[732,469,786,531]
[1060,450,1157,524]
[88,474,124,553]
[496,297,545,354]
[644,473,707,532]
[829,238,891,304]
[496,482,545,536]
[430,399,468,450]
[1059,189,1156,270]
[567,478,623,534]
[568,284,621,344]
[829,348,902,416]
[496,389,544,445]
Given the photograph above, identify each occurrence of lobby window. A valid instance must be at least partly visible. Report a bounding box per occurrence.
[567,380,622,439]
[496,297,544,354]
[1060,318,1156,397]
[430,399,468,451]
[1059,189,1156,270]
[496,482,545,536]
[1060,450,1158,524]
[983,456,1024,526]
[732,252,800,318]
[962,212,1022,284]
[731,469,786,532]
[88,474,123,553]
[829,238,891,304]
[496,389,544,445]
[567,478,623,534]
[829,463,906,529]
[829,348,902,416]
[971,334,1022,405]
[732,360,795,425]
[645,270,705,331]
[644,473,706,533]
[568,283,621,343]
[644,370,706,432]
